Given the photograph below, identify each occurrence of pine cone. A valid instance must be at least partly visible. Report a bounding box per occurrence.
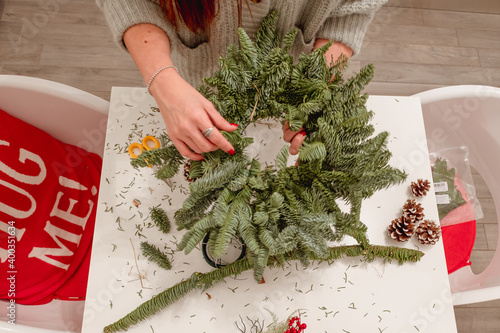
[415,220,441,245]
[183,160,196,183]
[411,179,431,198]
[388,216,415,242]
[402,199,424,223]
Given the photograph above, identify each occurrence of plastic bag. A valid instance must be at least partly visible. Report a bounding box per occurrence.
[429,146,483,227]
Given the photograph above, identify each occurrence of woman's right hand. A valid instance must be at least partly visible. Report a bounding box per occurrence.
[150,71,238,161]
[123,23,237,161]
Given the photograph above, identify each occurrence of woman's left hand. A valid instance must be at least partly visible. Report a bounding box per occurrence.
[282,39,352,157]
[282,121,306,155]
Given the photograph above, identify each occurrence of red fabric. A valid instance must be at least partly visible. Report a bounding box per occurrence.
[0,108,101,305]
[435,170,477,274]
[441,220,476,274]
[439,175,477,228]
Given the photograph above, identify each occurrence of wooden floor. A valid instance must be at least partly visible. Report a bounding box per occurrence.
[1,1,499,331]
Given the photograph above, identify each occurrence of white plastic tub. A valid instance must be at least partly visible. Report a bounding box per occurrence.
[0,300,84,332]
[0,75,109,332]
[414,85,500,305]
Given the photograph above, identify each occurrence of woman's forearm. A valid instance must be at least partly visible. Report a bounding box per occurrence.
[122,23,237,161]
[123,23,178,96]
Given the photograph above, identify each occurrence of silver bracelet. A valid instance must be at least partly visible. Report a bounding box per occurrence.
[146,65,178,94]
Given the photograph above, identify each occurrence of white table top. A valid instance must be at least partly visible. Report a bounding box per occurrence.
[82,87,458,333]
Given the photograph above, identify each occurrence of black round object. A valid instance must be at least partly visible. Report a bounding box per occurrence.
[201,232,246,268]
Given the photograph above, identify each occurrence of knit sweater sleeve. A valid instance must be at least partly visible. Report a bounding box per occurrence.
[96,0,175,51]
[316,0,387,55]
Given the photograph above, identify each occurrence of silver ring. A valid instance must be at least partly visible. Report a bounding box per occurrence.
[202,127,214,140]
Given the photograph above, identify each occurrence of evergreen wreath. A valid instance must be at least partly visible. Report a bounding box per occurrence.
[105,12,424,332]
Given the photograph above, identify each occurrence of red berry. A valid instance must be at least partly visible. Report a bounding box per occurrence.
[290,329,296,333]
[300,323,307,329]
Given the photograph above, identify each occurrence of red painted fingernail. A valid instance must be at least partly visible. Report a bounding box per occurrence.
[228,149,235,155]
[300,130,306,136]
[230,123,239,127]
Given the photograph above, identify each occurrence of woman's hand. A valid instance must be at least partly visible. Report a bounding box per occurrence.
[282,121,306,156]
[282,39,353,156]
[151,72,238,161]
[124,24,237,161]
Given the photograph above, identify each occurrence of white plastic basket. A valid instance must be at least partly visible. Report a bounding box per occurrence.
[414,85,500,306]
[0,75,109,332]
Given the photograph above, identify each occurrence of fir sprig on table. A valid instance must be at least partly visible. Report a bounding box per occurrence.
[149,206,171,234]
[140,241,172,270]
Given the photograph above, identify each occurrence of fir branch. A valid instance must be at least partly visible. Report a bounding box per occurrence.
[238,214,261,254]
[298,141,327,162]
[140,242,172,270]
[130,142,184,178]
[282,28,298,54]
[212,204,240,258]
[188,159,249,197]
[174,191,219,230]
[177,214,220,253]
[237,27,258,69]
[104,244,423,332]
[149,207,170,234]
[254,11,280,58]
[178,228,207,254]
[228,169,250,191]
[249,158,262,177]
[346,64,375,92]
[275,146,289,170]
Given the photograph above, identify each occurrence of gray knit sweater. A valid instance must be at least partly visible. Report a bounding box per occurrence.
[97,0,386,87]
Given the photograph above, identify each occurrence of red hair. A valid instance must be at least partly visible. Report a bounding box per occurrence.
[158,0,218,34]
[158,0,261,34]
